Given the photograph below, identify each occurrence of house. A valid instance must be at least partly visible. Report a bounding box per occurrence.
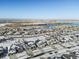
[61,52,77,59]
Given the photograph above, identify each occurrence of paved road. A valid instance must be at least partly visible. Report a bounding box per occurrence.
[9,54,18,59]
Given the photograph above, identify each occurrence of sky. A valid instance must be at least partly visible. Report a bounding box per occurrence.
[0,0,79,19]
